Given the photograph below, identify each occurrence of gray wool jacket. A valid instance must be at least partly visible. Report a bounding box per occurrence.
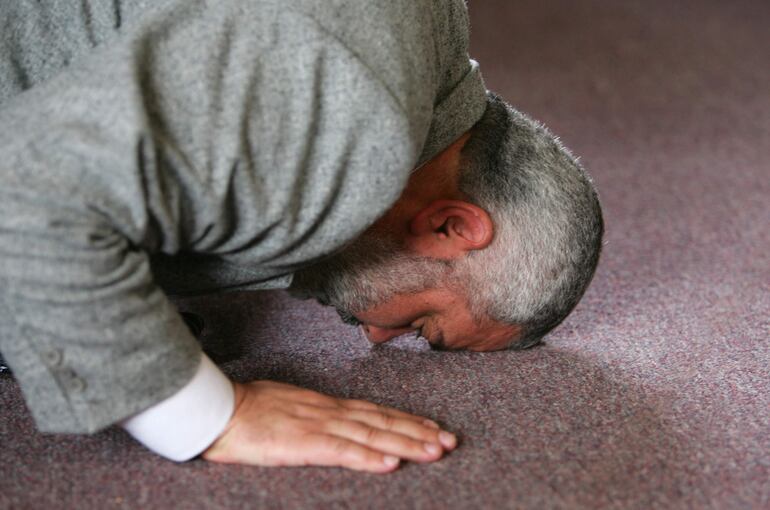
[0,0,487,433]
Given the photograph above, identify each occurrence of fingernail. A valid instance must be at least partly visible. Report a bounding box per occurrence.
[424,442,441,455]
[383,455,400,467]
[422,420,440,429]
[439,431,456,449]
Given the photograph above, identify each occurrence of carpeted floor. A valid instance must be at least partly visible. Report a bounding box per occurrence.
[1,0,768,508]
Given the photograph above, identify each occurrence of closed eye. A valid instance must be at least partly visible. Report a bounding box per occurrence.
[337,309,362,326]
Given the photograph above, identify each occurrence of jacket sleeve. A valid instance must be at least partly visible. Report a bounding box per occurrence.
[0,0,426,433]
[0,183,203,433]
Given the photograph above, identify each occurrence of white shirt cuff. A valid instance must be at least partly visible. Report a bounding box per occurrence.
[120,352,235,462]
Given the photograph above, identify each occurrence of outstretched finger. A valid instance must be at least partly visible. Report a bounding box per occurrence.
[321,418,445,463]
[297,433,402,473]
[338,408,456,449]
[340,399,440,427]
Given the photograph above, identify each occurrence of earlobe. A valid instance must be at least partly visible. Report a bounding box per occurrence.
[408,200,494,259]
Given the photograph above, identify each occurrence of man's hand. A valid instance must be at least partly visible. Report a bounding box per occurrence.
[202,381,457,473]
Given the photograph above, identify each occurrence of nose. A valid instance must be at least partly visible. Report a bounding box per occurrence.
[361,324,415,344]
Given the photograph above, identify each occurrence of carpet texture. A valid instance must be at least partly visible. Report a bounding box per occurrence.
[1,0,768,508]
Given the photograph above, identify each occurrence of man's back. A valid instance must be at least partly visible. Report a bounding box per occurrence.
[0,0,487,434]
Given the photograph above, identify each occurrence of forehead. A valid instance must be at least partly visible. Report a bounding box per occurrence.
[448,316,521,351]
[398,288,517,350]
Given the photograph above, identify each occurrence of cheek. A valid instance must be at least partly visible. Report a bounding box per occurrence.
[358,290,445,327]
[357,301,417,327]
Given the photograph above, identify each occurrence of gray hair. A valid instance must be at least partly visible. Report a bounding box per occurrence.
[454,93,604,349]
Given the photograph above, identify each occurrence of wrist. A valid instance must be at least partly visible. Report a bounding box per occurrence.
[121,352,235,462]
[202,381,246,462]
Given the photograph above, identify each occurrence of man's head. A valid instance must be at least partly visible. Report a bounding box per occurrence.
[290,93,603,351]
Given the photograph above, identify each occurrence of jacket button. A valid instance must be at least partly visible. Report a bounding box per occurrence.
[42,349,63,367]
[65,373,87,393]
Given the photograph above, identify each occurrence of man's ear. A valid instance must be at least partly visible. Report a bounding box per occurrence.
[406,200,494,259]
